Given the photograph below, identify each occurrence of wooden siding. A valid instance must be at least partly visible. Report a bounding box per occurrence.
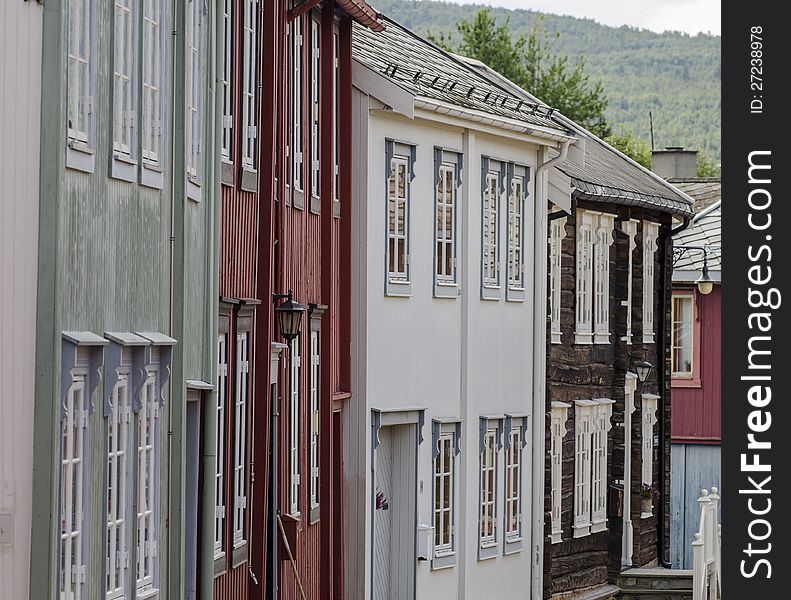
[220,188,259,299]
[543,205,673,598]
[670,287,721,442]
[0,2,42,598]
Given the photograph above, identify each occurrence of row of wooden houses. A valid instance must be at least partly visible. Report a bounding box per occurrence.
[0,1,705,599]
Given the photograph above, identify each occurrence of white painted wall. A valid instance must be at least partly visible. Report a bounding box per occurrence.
[348,89,551,599]
[0,1,43,598]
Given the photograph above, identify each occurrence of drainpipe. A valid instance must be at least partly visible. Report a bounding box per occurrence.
[530,138,571,599]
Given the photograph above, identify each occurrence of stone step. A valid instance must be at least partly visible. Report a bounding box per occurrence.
[617,568,693,600]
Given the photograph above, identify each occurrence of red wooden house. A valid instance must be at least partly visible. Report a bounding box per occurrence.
[211,2,384,600]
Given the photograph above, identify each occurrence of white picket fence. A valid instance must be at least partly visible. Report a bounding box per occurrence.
[692,487,721,600]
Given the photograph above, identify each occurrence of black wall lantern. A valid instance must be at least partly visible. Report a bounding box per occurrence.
[631,356,654,384]
[273,290,306,343]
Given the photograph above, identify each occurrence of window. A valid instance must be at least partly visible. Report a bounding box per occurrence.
[66,0,95,171]
[572,400,594,537]
[141,0,165,186]
[60,377,88,598]
[504,424,523,549]
[507,165,529,300]
[549,402,570,543]
[549,217,567,344]
[333,29,340,212]
[215,334,228,559]
[641,393,659,510]
[434,435,455,560]
[434,149,461,297]
[220,0,233,163]
[620,220,638,344]
[113,0,137,171]
[642,221,660,343]
[292,15,304,200]
[479,430,498,552]
[310,16,321,210]
[575,210,615,344]
[233,332,249,547]
[481,159,502,297]
[186,0,205,196]
[671,292,698,383]
[241,0,258,171]
[309,329,320,519]
[384,140,415,296]
[289,335,301,516]
[136,369,159,596]
[106,362,132,599]
[590,400,614,533]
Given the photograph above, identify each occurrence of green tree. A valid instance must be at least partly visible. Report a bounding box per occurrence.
[696,151,720,177]
[430,10,611,137]
[604,130,652,168]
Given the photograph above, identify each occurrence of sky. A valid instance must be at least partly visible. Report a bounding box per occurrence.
[447,0,721,35]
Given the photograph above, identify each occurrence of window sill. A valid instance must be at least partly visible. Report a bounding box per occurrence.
[136,588,159,600]
[431,551,456,570]
[574,333,593,345]
[111,154,138,183]
[478,542,499,561]
[481,285,502,301]
[572,524,591,538]
[187,178,203,202]
[240,167,258,192]
[221,160,234,186]
[506,286,527,302]
[333,199,341,218]
[310,194,321,214]
[213,553,226,577]
[141,162,165,190]
[385,278,412,298]
[593,333,611,344]
[66,141,96,173]
[671,376,701,389]
[550,331,562,345]
[503,536,523,555]
[231,542,248,568]
[642,334,655,344]
[292,188,305,210]
[590,521,608,534]
[549,532,562,544]
[433,281,459,299]
[309,504,320,525]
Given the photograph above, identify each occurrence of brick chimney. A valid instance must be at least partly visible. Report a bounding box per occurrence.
[651,147,698,179]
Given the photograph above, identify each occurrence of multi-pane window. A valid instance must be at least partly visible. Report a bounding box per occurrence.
[482,168,501,290]
[333,30,340,206]
[220,0,233,162]
[672,294,695,377]
[186,0,205,186]
[507,170,526,293]
[289,336,302,516]
[575,212,594,342]
[233,332,249,547]
[573,399,613,537]
[214,334,228,558]
[434,149,460,293]
[434,434,455,557]
[60,377,88,598]
[310,16,321,202]
[67,0,94,148]
[241,0,258,170]
[641,394,659,490]
[309,330,320,514]
[575,210,614,343]
[142,0,164,171]
[621,220,638,344]
[106,369,132,599]
[642,221,660,343]
[504,428,522,542]
[593,215,614,342]
[549,402,570,543]
[113,0,136,161]
[590,400,613,533]
[479,429,498,551]
[292,16,304,194]
[385,142,414,294]
[136,372,159,595]
[549,217,567,343]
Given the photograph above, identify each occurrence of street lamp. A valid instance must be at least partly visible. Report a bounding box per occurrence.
[631,355,653,384]
[695,253,714,295]
[273,290,306,342]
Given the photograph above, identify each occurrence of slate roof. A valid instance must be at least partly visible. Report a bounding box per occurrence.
[352,16,573,137]
[673,200,721,274]
[668,178,721,213]
[456,56,695,218]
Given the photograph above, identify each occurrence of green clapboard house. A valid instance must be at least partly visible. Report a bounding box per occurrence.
[29,1,221,598]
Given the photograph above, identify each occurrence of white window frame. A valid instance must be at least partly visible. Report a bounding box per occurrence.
[572,399,596,537]
[642,221,660,343]
[433,433,455,562]
[106,359,133,600]
[185,0,206,200]
[478,417,502,559]
[292,15,304,200]
[481,159,503,299]
[332,28,340,210]
[433,148,461,297]
[214,334,228,559]
[384,140,415,296]
[60,375,89,598]
[232,332,249,548]
[241,0,258,171]
[549,402,570,544]
[671,292,695,378]
[66,0,96,172]
[112,0,138,182]
[506,165,529,301]
[309,329,320,519]
[575,210,595,343]
[503,419,525,553]
[641,393,659,516]
[309,15,321,209]
[593,214,615,343]
[289,336,302,517]
[220,0,234,164]
[620,219,638,344]
[136,368,160,597]
[550,216,567,344]
[141,0,165,188]
[590,399,614,533]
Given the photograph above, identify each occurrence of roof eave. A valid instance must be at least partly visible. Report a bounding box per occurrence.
[337,0,385,32]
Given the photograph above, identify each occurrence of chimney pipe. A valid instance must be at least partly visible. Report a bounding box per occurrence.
[651,147,698,179]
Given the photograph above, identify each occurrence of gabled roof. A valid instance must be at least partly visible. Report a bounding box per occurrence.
[351,16,575,141]
[673,200,721,278]
[668,178,721,213]
[457,56,695,218]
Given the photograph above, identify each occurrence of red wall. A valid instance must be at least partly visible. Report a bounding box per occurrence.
[671,286,721,443]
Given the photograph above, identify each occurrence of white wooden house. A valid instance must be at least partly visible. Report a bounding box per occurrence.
[346,17,580,600]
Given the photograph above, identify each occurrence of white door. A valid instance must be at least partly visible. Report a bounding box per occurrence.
[373,427,393,600]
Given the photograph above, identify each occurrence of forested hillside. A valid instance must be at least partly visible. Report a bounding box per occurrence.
[371,0,721,160]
